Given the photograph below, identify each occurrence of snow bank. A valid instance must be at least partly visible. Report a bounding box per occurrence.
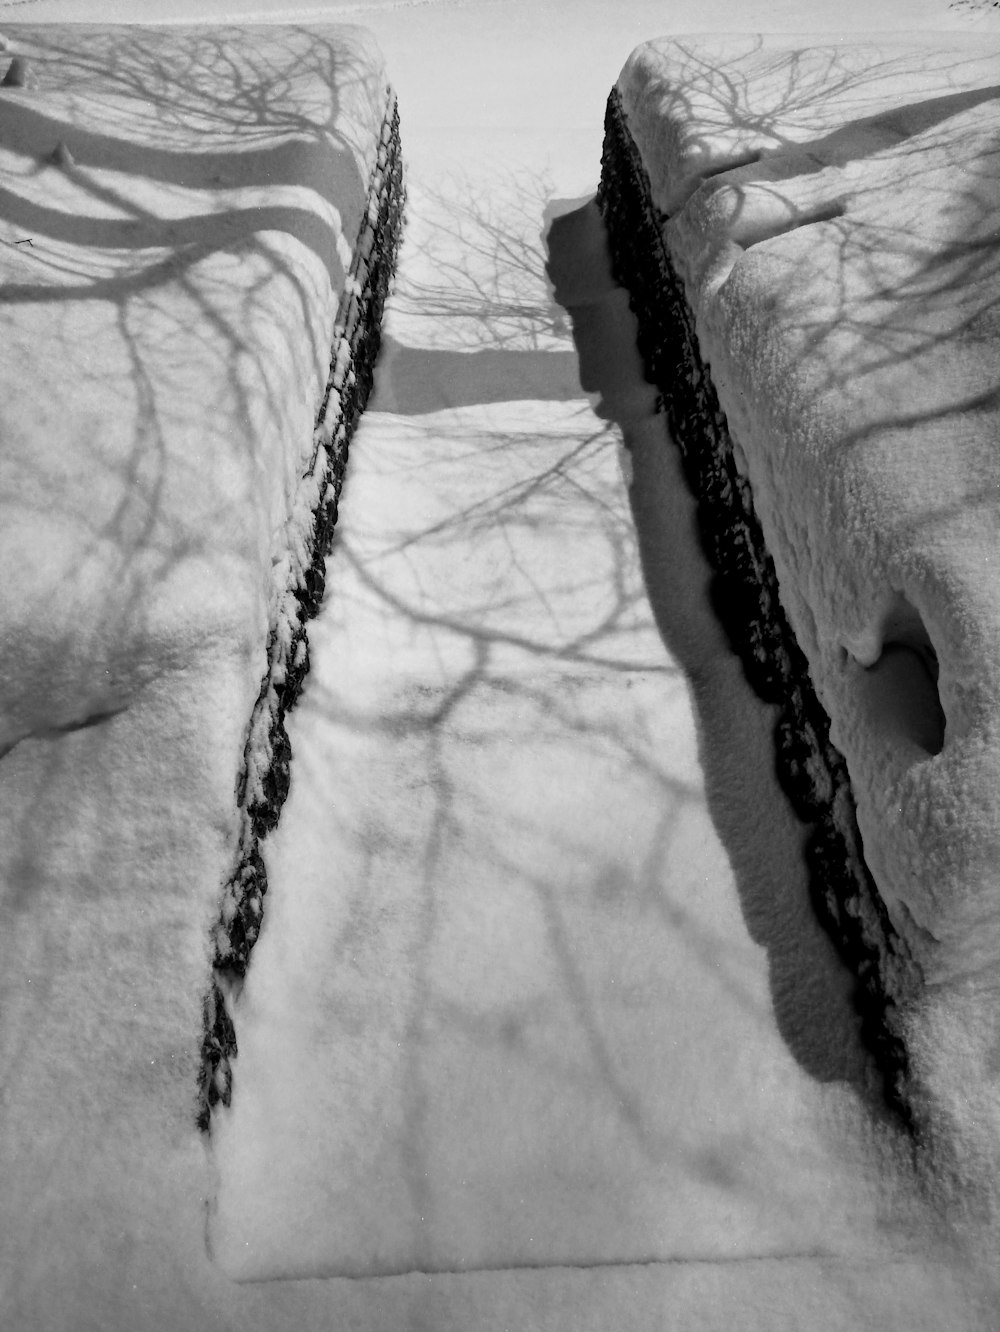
[0,21,401,1327]
[603,32,1000,1221]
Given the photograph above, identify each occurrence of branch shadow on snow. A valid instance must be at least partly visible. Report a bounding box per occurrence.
[221,167,896,1280]
[548,41,1000,1137]
[0,21,382,1181]
[546,195,872,1101]
[0,25,377,755]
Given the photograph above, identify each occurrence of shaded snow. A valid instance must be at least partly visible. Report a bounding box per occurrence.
[0,20,393,1330]
[617,30,1000,1247]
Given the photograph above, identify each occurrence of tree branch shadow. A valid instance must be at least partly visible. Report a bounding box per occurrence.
[546,194,873,1100]
[561,38,1000,1143]
[0,24,380,755]
[235,163,892,1277]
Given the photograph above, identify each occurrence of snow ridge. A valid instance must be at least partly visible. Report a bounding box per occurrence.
[198,92,404,1131]
[597,86,918,1122]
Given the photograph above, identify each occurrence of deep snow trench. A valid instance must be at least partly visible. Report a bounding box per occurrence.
[207,160,934,1282]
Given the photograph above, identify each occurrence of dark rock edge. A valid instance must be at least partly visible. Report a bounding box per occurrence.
[197,91,405,1131]
[597,85,917,1122]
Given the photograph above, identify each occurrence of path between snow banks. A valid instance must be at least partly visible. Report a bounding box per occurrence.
[207,66,992,1332]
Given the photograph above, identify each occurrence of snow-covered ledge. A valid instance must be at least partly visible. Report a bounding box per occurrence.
[0,22,401,1317]
[600,33,1000,1219]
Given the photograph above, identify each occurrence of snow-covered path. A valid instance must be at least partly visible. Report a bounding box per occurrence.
[207,4,992,1319]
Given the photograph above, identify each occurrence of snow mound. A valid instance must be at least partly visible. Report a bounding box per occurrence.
[0,20,402,1324]
[0,21,391,754]
[603,32,1000,1222]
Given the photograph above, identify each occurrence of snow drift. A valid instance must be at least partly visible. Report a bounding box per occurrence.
[0,20,402,1323]
[601,32,1000,1218]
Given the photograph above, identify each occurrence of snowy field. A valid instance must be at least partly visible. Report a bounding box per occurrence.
[1,0,1000,1329]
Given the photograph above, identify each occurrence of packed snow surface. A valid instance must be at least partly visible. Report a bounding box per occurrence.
[616,31,1000,1217]
[3,2,1000,1330]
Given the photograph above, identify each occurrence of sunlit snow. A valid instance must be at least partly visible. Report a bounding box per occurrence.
[2,1,1000,1329]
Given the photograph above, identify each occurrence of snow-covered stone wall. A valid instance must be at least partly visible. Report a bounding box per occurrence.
[0,21,402,1322]
[602,32,1000,1224]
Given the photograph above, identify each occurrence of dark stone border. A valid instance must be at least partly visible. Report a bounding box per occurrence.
[598,86,916,1121]
[197,92,405,1131]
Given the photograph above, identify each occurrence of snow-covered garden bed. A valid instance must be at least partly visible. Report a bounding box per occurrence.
[601,31,1000,1222]
[3,4,1000,1329]
[0,21,402,1325]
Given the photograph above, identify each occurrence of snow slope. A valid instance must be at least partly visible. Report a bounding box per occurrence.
[612,31,1000,1225]
[0,20,401,1328]
[3,2,1000,1330]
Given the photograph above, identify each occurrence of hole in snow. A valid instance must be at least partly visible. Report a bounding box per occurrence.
[853,596,945,757]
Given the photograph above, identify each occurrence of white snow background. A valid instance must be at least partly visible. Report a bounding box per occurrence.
[2,0,1000,1328]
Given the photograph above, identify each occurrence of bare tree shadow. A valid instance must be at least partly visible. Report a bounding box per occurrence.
[546,195,872,1097]
[0,24,381,755]
[371,332,582,413]
[219,164,902,1279]
[0,15,393,1235]
[555,39,1000,1164]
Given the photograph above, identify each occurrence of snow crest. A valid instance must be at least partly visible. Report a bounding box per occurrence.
[605,33,1000,1230]
[200,95,404,1129]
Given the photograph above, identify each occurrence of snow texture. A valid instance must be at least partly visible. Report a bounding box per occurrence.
[204,171,956,1294]
[3,2,1000,1330]
[202,78,402,1130]
[599,83,915,1123]
[0,20,400,1326]
[613,33,1000,1223]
